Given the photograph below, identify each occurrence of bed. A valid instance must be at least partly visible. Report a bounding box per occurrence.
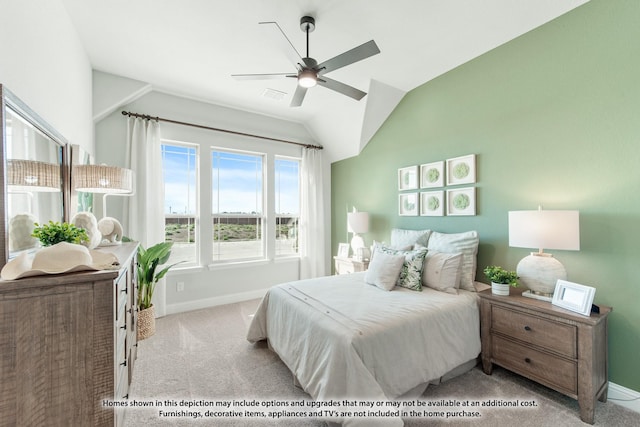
[247,229,484,427]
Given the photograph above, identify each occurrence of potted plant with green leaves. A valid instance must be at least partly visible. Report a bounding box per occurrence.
[31,220,89,247]
[484,265,518,296]
[137,241,182,340]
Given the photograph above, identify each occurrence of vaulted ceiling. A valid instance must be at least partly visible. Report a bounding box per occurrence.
[61,0,588,161]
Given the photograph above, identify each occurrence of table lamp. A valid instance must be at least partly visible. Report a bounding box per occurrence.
[73,164,134,217]
[508,207,580,301]
[347,210,369,258]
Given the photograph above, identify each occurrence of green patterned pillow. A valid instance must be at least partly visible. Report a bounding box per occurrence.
[376,245,428,291]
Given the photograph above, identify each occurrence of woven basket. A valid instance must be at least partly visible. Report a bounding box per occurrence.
[137,305,156,341]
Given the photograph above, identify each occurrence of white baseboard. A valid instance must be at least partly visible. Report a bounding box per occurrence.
[608,381,640,413]
[165,288,269,316]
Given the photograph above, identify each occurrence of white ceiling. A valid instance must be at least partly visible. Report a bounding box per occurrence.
[61,0,588,161]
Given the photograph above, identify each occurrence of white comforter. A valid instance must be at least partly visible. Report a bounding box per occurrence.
[246,272,481,426]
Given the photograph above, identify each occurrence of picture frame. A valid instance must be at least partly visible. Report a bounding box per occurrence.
[446,187,476,216]
[337,243,350,258]
[398,193,418,216]
[420,161,444,188]
[552,280,596,316]
[446,154,476,185]
[420,191,444,216]
[398,166,418,191]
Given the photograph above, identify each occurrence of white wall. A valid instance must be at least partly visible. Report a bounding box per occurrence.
[94,89,332,314]
[0,0,93,154]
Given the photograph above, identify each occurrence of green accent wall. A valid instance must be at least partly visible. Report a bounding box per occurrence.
[331,0,640,392]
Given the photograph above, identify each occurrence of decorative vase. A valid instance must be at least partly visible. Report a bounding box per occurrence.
[491,282,511,296]
[137,305,156,340]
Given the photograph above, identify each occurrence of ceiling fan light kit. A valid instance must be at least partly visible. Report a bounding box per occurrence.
[232,15,380,107]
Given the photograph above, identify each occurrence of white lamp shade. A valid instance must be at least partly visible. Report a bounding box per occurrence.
[73,164,133,194]
[7,159,61,192]
[347,212,369,234]
[508,210,580,251]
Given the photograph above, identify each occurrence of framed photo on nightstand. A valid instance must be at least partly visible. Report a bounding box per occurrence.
[552,280,596,316]
[337,243,350,258]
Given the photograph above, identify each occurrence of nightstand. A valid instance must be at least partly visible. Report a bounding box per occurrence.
[478,287,611,424]
[333,256,369,275]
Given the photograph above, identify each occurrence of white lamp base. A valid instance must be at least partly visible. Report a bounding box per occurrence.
[517,252,567,301]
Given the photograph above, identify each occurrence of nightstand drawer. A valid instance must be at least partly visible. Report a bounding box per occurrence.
[492,306,577,357]
[492,335,577,395]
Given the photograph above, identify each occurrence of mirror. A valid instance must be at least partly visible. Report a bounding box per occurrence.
[1,85,68,268]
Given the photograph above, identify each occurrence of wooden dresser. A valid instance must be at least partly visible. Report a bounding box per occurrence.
[0,242,138,427]
[478,287,611,424]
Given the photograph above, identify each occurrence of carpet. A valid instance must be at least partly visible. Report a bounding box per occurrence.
[124,298,638,426]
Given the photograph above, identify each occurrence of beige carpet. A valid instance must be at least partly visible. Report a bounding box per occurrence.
[124,299,638,426]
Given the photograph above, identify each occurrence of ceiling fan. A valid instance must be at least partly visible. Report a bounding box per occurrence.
[232,16,380,107]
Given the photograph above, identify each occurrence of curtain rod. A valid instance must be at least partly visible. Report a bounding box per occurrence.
[121,111,322,150]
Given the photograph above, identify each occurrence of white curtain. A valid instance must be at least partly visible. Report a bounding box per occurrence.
[299,147,326,279]
[126,118,167,316]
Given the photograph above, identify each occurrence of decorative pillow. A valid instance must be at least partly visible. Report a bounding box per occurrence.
[390,228,431,250]
[364,250,406,291]
[422,251,463,294]
[426,231,479,292]
[377,245,428,291]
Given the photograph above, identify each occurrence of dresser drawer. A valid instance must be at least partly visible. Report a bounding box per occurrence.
[492,335,577,395]
[492,305,577,357]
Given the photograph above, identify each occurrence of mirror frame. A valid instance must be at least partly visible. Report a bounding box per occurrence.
[0,84,69,269]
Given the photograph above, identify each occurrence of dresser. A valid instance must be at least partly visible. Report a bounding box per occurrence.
[333,256,369,275]
[478,287,611,424]
[0,242,138,427]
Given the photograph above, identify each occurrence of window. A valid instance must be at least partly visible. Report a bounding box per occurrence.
[211,150,264,262]
[162,143,197,265]
[275,157,300,257]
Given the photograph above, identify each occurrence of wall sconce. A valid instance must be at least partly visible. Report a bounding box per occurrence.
[72,164,134,218]
[7,159,61,193]
[508,207,580,301]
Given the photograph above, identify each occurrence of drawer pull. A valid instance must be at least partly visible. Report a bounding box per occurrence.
[524,326,532,331]
[120,324,127,330]
[525,357,531,364]
[123,393,129,399]
[120,360,127,367]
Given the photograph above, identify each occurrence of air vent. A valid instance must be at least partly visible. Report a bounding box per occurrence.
[261,88,287,101]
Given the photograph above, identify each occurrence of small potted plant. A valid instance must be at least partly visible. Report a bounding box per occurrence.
[136,241,182,340]
[484,265,518,296]
[31,220,89,247]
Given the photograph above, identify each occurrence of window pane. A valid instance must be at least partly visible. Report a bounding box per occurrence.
[163,144,197,265]
[275,158,300,257]
[211,150,264,261]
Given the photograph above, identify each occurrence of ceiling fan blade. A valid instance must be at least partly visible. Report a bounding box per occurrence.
[232,73,292,80]
[317,40,380,75]
[259,21,304,67]
[290,85,308,107]
[317,76,367,101]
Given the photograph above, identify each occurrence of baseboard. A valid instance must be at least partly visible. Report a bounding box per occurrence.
[165,288,269,316]
[609,381,640,413]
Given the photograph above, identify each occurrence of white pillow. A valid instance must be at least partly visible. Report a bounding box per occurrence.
[422,251,463,294]
[390,228,431,250]
[364,250,405,291]
[427,231,479,292]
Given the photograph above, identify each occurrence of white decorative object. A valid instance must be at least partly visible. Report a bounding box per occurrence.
[337,243,350,258]
[71,212,102,249]
[552,280,596,316]
[446,154,476,185]
[8,213,39,252]
[420,161,444,188]
[509,208,580,301]
[491,282,511,296]
[98,217,124,246]
[446,187,476,216]
[398,193,418,216]
[398,166,418,190]
[420,191,444,216]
